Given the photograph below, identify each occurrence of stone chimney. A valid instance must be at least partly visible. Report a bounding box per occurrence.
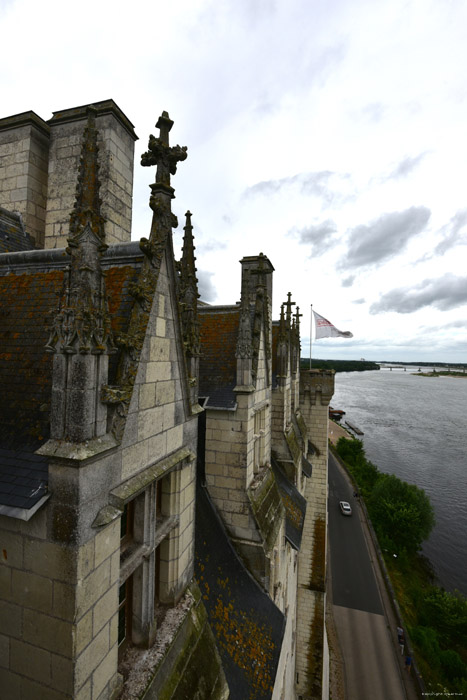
[0,111,50,247]
[239,253,274,306]
[45,99,138,249]
[0,100,137,250]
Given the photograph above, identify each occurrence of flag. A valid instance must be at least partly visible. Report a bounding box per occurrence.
[313,310,353,339]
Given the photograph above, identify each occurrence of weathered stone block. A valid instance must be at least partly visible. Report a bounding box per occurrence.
[75,624,110,689]
[52,581,75,621]
[91,644,118,700]
[94,521,119,570]
[23,539,75,582]
[0,633,9,669]
[155,380,175,406]
[0,530,23,568]
[139,382,156,410]
[21,676,69,700]
[76,559,111,619]
[0,669,21,699]
[138,405,163,441]
[10,638,51,684]
[23,609,73,656]
[149,336,170,362]
[75,609,93,655]
[50,653,73,694]
[11,569,53,614]
[92,584,118,637]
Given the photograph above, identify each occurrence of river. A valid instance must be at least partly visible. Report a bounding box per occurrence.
[331,367,467,595]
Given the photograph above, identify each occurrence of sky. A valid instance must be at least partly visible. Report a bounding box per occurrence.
[2,0,467,362]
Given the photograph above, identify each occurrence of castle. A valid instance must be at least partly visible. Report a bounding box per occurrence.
[0,100,334,699]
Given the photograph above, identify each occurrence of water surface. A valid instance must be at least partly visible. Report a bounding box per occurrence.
[332,368,467,594]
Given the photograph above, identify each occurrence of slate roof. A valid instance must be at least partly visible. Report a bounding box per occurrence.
[195,482,285,700]
[0,242,143,516]
[271,458,306,551]
[198,305,240,409]
[0,207,36,253]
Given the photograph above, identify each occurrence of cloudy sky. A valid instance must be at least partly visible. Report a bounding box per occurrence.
[2,0,467,362]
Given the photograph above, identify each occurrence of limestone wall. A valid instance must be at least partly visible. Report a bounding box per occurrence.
[45,102,136,249]
[204,328,271,542]
[0,510,121,700]
[0,112,49,247]
[119,251,197,599]
[295,369,334,699]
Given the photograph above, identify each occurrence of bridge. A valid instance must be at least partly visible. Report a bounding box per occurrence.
[378,363,466,373]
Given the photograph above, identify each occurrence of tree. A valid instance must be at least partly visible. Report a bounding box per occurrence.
[368,473,435,553]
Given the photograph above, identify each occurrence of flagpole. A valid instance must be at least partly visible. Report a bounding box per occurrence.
[309,304,313,369]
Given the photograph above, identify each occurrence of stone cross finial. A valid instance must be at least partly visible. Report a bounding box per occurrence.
[285,292,296,328]
[141,111,187,188]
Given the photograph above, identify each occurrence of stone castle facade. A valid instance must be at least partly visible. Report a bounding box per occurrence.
[0,100,334,700]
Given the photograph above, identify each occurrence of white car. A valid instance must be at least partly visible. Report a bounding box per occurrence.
[339,500,352,516]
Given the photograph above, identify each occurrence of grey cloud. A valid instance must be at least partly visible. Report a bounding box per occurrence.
[434,209,467,255]
[423,319,467,331]
[341,275,355,287]
[386,152,428,180]
[293,219,338,255]
[200,239,227,253]
[198,271,217,303]
[370,274,467,314]
[340,206,431,270]
[353,298,365,305]
[244,170,338,203]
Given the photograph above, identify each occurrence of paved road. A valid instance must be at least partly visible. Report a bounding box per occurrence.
[328,451,406,700]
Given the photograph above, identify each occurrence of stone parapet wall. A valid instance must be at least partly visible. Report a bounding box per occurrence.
[295,369,334,699]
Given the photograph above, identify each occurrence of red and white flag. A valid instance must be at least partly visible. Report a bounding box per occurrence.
[313,310,353,339]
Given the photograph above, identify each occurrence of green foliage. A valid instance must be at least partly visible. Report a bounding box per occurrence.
[368,474,435,554]
[418,587,467,649]
[409,626,441,669]
[333,436,467,692]
[439,649,466,681]
[335,437,379,497]
[300,358,380,372]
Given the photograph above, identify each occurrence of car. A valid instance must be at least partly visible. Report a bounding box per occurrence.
[339,500,352,516]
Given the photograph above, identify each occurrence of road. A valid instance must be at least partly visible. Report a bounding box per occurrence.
[328,451,407,700]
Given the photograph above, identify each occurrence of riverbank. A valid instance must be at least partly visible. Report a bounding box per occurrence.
[331,434,467,694]
[328,420,351,445]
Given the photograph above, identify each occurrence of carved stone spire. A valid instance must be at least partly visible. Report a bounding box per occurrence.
[276,304,288,381]
[236,272,253,360]
[44,108,115,444]
[45,107,114,356]
[101,113,190,438]
[179,211,201,358]
[285,292,296,331]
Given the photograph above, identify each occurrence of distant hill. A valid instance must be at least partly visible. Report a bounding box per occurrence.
[300,359,379,372]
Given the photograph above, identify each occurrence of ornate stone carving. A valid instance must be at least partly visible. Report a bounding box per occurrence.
[45,108,115,356]
[141,111,187,190]
[106,112,187,440]
[236,274,253,359]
